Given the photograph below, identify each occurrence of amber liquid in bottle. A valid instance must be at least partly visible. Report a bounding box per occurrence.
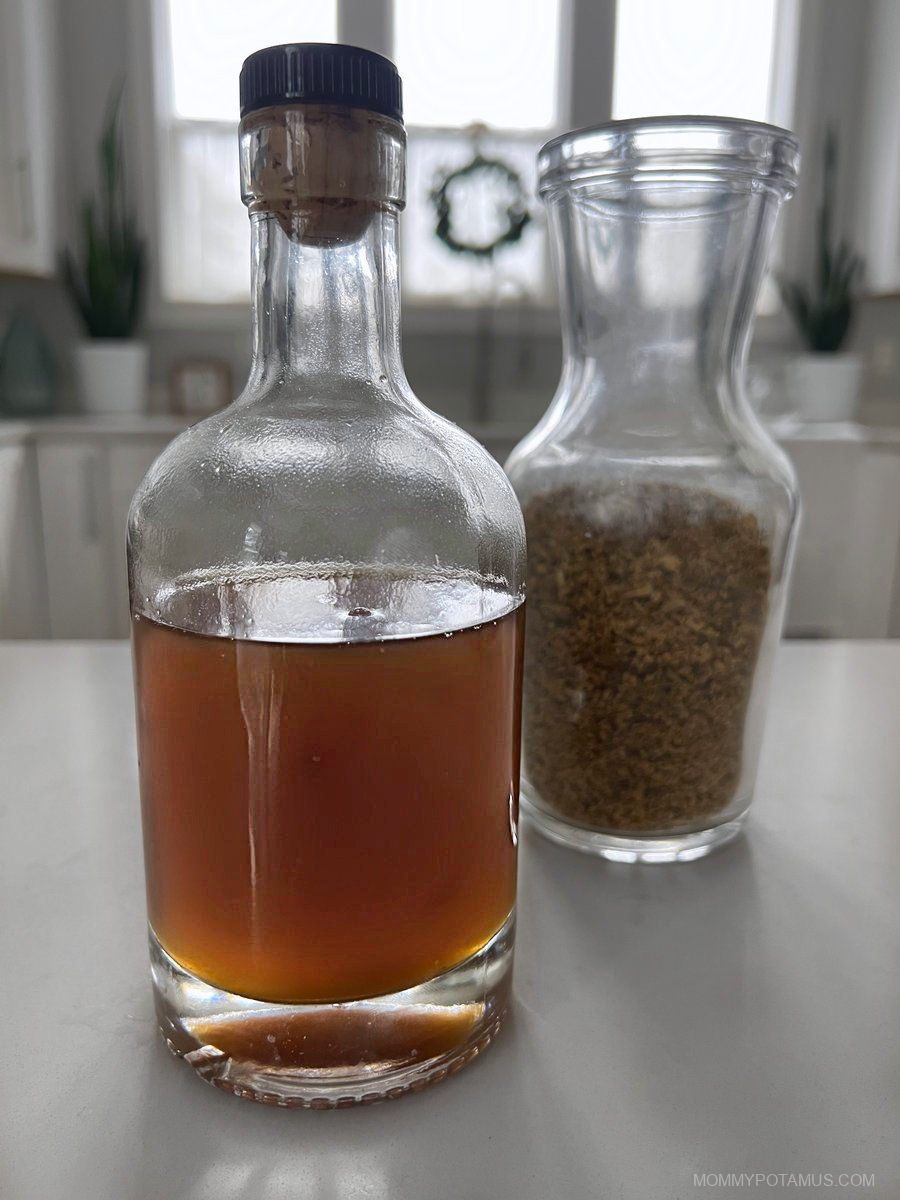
[133,603,523,1005]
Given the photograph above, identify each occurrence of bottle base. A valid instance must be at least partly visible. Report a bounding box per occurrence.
[149,913,514,1108]
[522,794,747,863]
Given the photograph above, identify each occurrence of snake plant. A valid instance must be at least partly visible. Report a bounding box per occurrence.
[62,84,145,338]
[779,127,864,353]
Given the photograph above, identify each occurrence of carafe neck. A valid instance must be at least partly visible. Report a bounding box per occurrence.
[538,118,799,440]
[550,186,779,423]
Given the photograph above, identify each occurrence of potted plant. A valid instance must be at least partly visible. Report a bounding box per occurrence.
[780,128,865,422]
[62,85,147,414]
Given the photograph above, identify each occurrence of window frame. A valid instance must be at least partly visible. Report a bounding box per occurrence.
[130,0,802,330]
[131,0,581,325]
[390,0,573,310]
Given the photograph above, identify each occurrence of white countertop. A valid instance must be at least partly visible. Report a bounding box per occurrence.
[1,641,897,1200]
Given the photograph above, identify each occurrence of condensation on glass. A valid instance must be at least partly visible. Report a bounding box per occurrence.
[128,45,526,1106]
[506,117,800,863]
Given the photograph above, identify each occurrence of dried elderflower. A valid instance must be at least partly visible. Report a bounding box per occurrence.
[522,483,771,833]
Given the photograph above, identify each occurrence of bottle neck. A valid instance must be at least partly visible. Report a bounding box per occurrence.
[239,104,407,397]
[247,208,403,390]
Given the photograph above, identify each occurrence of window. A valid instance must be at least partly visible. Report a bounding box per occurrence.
[155,1,338,303]
[612,0,797,313]
[165,2,337,123]
[150,0,562,307]
[612,0,781,123]
[395,0,563,306]
[396,0,561,131]
[149,0,797,309]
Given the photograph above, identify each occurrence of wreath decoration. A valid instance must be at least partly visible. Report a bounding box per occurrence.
[430,153,532,259]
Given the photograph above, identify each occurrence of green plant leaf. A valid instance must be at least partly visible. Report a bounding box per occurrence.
[780,125,865,353]
[778,278,811,343]
[60,80,145,339]
[61,250,92,335]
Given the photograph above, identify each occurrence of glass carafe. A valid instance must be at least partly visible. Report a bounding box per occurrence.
[506,117,800,863]
[128,44,525,1106]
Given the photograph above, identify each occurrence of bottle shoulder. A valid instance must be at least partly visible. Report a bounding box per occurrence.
[128,388,525,606]
[134,389,520,524]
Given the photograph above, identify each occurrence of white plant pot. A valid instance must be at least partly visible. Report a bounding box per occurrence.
[785,352,862,423]
[75,340,148,415]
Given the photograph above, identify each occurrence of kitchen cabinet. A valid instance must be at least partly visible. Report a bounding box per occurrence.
[0,437,48,636]
[782,431,900,638]
[2,418,900,640]
[35,432,172,638]
[107,439,173,636]
[36,439,113,638]
[0,0,56,276]
[37,434,114,638]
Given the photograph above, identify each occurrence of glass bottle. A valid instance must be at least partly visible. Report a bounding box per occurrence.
[128,45,525,1107]
[506,117,800,864]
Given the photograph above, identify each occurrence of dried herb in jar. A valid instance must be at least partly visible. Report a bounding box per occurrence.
[522,484,771,833]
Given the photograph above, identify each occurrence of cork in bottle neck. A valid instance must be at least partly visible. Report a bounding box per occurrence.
[239,104,406,245]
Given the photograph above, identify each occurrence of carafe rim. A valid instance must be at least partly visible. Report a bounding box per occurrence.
[539,115,800,198]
